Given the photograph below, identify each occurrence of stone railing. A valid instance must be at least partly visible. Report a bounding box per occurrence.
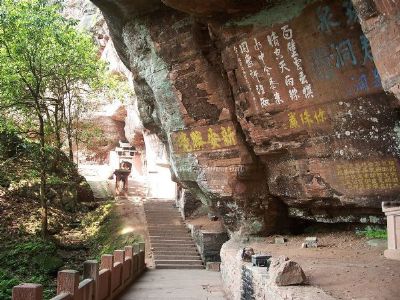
[12,243,146,300]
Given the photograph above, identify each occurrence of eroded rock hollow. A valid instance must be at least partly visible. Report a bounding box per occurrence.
[91,0,400,235]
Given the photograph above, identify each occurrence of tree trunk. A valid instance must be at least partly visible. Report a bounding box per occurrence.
[39,115,48,240]
[53,103,62,170]
[67,129,73,162]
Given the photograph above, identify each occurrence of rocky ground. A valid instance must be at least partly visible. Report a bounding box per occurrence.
[242,231,400,300]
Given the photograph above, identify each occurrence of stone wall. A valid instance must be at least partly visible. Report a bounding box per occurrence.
[91,0,400,235]
[188,224,229,263]
[220,240,334,300]
[176,188,202,219]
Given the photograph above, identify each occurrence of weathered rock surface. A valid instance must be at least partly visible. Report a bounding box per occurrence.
[269,256,306,286]
[91,0,400,234]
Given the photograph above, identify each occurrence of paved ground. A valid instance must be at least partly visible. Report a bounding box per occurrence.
[118,269,226,300]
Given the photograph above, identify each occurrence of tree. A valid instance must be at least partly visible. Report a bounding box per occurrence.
[0,0,101,239]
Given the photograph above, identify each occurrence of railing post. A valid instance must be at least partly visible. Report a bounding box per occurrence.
[57,270,79,298]
[133,244,140,277]
[124,246,133,282]
[125,246,133,259]
[114,250,125,264]
[139,242,145,272]
[83,260,99,300]
[100,254,113,299]
[139,242,145,253]
[12,283,43,300]
[113,250,125,295]
[100,254,114,270]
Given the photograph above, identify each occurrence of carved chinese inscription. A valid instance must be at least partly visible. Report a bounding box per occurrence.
[335,159,400,192]
[172,123,238,154]
[234,23,314,111]
[232,0,382,114]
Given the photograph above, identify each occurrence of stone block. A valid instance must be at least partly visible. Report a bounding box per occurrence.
[302,237,318,248]
[206,262,221,272]
[274,236,287,244]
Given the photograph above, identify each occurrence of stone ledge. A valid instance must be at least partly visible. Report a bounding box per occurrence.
[220,240,334,300]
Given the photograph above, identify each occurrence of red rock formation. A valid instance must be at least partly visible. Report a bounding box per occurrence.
[91,0,400,235]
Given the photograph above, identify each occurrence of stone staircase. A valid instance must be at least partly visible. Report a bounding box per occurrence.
[144,200,204,269]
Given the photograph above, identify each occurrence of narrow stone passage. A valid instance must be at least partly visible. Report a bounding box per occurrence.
[144,200,204,269]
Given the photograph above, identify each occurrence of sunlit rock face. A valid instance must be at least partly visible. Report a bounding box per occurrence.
[91,0,400,235]
[63,0,139,163]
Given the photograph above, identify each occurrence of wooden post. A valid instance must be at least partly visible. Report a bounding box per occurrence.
[57,270,79,297]
[83,260,99,300]
[12,283,43,300]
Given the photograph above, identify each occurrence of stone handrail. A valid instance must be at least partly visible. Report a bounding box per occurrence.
[12,242,146,300]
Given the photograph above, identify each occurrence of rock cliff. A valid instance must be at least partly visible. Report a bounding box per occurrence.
[91,0,400,235]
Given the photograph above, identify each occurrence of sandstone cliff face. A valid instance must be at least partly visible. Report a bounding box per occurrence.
[91,0,400,235]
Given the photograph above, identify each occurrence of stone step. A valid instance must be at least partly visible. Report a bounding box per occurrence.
[155,260,203,265]
[148,230,189,233]
[150,238,193,242]
[146,213,181,219]
[155,264,204,269]
[145,211,181,214]
[149,234,190,238]
[151,243,196,248]
[148,228,187,230]
[149,231,190,234]
[146,221,184,224]
[148,225,187,228]
[145,200,202,270]
[153,250,199,256]
[147,223,183,225]
[155,255,201,260]
[151,245,196,253]
[146,218,181,220]
[148,228,188,231]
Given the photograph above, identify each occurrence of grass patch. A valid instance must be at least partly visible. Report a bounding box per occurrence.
[356,226,387,239]
[84,201,142,260]
[0,239,60,299]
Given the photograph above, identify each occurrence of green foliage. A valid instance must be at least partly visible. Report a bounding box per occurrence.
[0,239,60,299]
[0,0,102,152]
[356,226,387,239]
[96,72,136,104]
